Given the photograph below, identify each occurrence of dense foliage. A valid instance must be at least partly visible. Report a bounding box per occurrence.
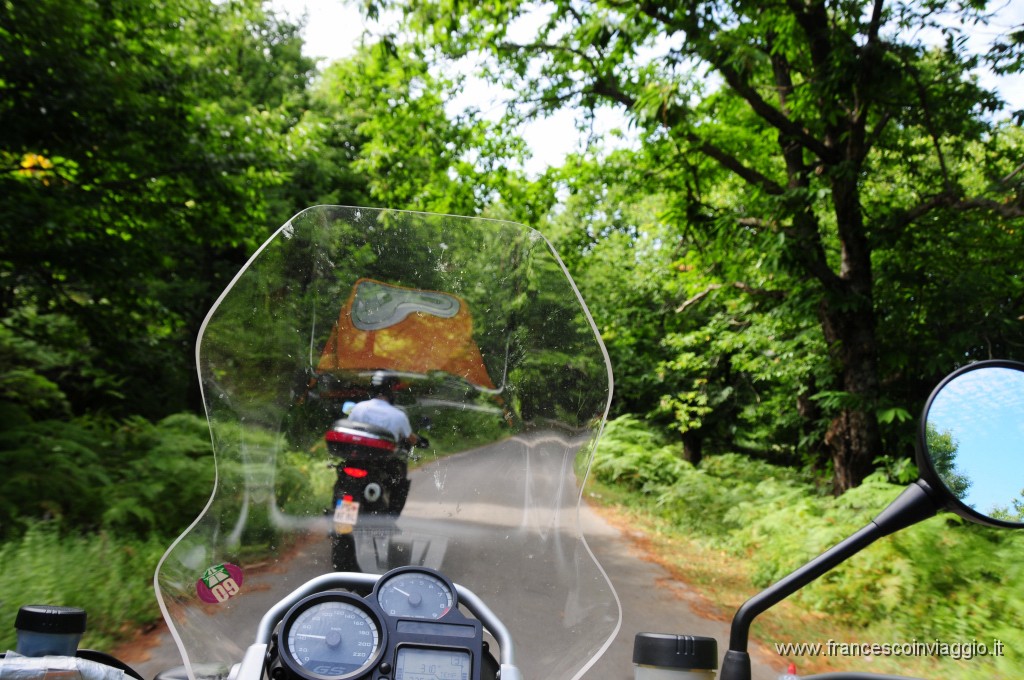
[0,414,213,539]
[591,415,1024,678]
[0,410,333,648]
[0,0,527,427]
[1,0,322,419]
[0,0,546,648]
[372,0,1024,489]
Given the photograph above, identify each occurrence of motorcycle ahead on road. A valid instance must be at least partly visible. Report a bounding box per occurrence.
[4,206,1022,680]
[324,412,430,571]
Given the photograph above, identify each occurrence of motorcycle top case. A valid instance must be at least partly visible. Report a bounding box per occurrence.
[325,419,397,459]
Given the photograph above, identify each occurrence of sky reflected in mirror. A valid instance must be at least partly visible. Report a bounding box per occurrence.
[925,366,1024,522]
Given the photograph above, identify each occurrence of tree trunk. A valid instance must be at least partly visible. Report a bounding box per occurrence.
[818,272,883,492]
[796,377,826,469]
[818,158,883,492]
[681,430,703,466]
[824,406,880,491]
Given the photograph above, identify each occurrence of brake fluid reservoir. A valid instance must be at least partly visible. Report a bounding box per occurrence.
[14,605,87,657]
[633,633,718,680]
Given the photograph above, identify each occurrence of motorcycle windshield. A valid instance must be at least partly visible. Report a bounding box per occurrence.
[155,207,619,680]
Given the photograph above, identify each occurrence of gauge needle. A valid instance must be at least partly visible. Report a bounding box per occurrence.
[295,634,327,640]
[394,587,413,597]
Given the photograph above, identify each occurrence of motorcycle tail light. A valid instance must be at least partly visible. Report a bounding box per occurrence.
[343,467,369,478]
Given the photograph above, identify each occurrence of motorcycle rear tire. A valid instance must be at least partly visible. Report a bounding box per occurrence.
[330,533,358,572]
[388,478,411,516]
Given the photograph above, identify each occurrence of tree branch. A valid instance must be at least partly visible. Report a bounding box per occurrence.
[887,190,1024,233]
[586,78,789,195]
[866,0,885,47]
[1001,159,1024,184]
[676,283,722,312]
[953,195,1024,218]
[675,281,786,313]
[737,216,776,231]
[636,2,838,164]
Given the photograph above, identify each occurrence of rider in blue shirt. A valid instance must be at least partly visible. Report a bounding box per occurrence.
[347,372,420,446]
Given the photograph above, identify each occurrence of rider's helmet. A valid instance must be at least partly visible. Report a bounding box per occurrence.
[369,370,399,402]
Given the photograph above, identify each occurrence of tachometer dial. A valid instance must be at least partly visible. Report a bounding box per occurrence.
[376,569,455,620]
[280,593,385,680]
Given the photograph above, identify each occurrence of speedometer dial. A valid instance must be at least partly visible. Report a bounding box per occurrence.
[280,593,385,680]
[376,568,455,620]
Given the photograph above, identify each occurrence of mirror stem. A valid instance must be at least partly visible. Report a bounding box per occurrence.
[718,480,940,680]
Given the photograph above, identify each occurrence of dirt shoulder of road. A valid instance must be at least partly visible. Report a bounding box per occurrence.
[583,493,836,677]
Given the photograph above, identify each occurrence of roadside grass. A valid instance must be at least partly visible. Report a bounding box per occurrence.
[0,416,335,654]
[0,523,167,652]
[582,415,1023,680]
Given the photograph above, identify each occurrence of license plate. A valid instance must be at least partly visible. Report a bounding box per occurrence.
[333,499,359,530]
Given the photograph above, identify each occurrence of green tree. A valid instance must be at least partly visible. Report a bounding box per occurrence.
[924,422,969,499]
[292,40,533,216]
[1,0,317,417]
[374,0,1024,489]
[546,149,829,467]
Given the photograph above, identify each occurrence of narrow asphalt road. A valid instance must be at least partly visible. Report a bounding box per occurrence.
[120,434,783,680]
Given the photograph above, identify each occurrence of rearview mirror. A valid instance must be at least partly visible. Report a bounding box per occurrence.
[717,359,1024,680]
[918,359,1024,528]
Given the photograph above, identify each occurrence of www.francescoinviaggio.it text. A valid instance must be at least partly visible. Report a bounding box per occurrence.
[773,638,1004,661]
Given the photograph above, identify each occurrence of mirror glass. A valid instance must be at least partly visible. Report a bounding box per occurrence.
[924,364,1024,524]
